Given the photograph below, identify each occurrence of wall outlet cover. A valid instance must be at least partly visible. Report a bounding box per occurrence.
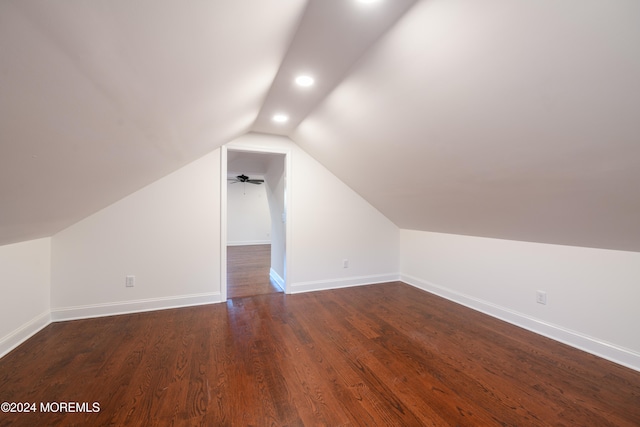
[536,290,547,305]
[126,275,135,287]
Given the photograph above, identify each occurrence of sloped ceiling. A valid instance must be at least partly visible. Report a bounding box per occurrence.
[293,0,640,252]
[2,0,640,252]
[0,0,306,245]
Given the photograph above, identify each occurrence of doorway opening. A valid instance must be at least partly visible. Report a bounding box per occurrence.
[222,147,288,300]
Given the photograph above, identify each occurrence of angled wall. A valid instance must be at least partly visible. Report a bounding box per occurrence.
[228,133,400,292]
[51,150,222,320]
[49,132,399,321]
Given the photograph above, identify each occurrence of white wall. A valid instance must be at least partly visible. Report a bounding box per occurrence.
[4,134,639,376]
[264,155,286,285]
[228,133,400,292]
[227,176,271,246]
[49,131,398,320]
[51,150,222,320]
[0,238,51,358]
[400,229,640,371]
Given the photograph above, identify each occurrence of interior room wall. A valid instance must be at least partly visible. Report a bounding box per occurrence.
[264,155,286,286]
[227,175,271,246]
[49,130,398,322]
[400,229,640,371]
[227,133,400,292]
[0,237,51,358]
[51,150,222,320]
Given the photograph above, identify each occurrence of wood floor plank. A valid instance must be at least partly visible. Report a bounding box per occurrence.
[312,292,506,426]
[1,282,639,426]
[227,245,282,299]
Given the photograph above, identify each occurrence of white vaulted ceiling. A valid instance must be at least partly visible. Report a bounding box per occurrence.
[0,0,307,244]
[2,0,640,252]
[293,0,640,251]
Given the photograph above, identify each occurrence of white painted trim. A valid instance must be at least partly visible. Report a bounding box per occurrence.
[270,268,285,291]
[222,142,292,294]
[220,146,228,302]
[283,149,292,294]
[50,292,223,322]
[401,274,640,373]
[227,240,271,247]
[290,273,400,294]
[0,311,51,359]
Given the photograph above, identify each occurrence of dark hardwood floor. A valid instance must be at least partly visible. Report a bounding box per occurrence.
[227,244,282,299]
[1,282,639,426]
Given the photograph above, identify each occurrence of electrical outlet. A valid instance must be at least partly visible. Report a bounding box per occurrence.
[536,290,547,305]
[343,259,349,268]
[126,275,135,287]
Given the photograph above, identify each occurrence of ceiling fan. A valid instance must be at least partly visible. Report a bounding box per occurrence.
[228,174,264,185]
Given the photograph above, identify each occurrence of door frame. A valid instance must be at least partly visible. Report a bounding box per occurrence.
[220,143,292,301]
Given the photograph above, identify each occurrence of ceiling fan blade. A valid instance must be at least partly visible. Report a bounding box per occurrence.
[247,179,264,184]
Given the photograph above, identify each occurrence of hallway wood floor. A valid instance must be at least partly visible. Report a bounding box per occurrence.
[227,244,282,299]
[0,282,639,426]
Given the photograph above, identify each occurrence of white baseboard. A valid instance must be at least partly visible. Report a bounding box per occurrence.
[270,268,285,291]
[401,274,640,373]
[227,240,271,247]
[290,273,400,294]
[0,311,51,359]
[51,292,223,322]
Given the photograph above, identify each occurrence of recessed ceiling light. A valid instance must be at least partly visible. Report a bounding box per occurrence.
[272,114,289,123]
[295,75,315,87]
[357,0,381,3]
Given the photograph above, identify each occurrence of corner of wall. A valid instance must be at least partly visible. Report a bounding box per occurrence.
[0,310,51,359]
